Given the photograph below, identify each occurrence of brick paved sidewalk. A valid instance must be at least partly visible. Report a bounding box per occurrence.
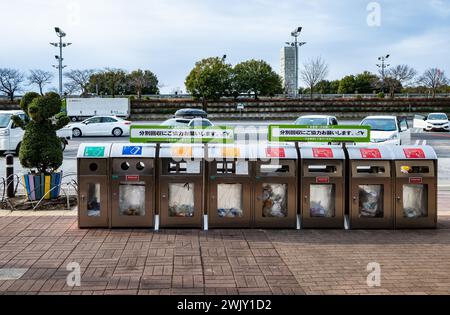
[1,214,450,295]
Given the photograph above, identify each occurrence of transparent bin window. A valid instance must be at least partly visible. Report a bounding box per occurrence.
[87,183,101,217]
[359,185,384,218]
[217,184,243,218]
[169,183,195,217]
[403,185,428,218]
[119,182,146,216]
[262,183,288,218]
[310,184,335,218]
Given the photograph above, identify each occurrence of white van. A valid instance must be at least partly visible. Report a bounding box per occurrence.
[0,110,71,154]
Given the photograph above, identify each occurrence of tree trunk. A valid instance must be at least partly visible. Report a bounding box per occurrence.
[310,85,313,99]
[137,89,142,100]
[202,99,207,111]
[9,92,14,101]
[39,84,43,96]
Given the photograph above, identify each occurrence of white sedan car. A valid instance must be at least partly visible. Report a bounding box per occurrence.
[65,116,131,137]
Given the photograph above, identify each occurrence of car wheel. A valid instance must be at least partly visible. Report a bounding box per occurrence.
[71,117,78,122]
[112,128,123,137]
[73,128,82,137]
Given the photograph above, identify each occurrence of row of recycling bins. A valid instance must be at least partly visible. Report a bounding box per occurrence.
[77,142,438,230]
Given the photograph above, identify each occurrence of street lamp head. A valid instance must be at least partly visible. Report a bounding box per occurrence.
[55,26,66,37]
[55,55,59,60]
[386,54,390,58]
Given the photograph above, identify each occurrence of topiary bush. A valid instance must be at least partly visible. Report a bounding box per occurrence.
[11,92,70,174]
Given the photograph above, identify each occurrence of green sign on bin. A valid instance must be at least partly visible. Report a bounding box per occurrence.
[83,146,105,157]
[130,125,235,143]
[268,125,371,143]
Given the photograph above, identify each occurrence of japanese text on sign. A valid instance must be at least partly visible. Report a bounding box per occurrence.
[268,125,371,143]
[130,125,235,143]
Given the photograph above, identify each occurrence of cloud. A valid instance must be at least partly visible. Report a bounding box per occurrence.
[0,0,449,93]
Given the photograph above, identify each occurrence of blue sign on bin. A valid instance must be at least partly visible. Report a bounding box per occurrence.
[122,146,143,155]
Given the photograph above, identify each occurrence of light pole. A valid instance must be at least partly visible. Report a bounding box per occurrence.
[51,27,71,96]
[286,27,306,97]
[377,54,390,92]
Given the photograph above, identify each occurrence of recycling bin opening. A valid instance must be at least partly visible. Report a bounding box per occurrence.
[110,144,156,228]
[300,146,345,229]
[254,143,298,228]
[346,146,395,229]
[77,143,112,228]
[392,146,437,229]
[159,143,204,228]
[206,144,252,228]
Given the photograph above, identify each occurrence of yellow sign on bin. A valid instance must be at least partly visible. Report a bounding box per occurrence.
[171,146,193,157]
[220,147,241,158]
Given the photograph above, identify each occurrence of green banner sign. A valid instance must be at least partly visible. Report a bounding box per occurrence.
[268,125,371,143]
[83,146,105,157]
[130,125,235,143]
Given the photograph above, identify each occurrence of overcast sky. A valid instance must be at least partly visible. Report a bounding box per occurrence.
[1,0,449,93]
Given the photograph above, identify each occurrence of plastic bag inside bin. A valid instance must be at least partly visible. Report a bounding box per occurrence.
[262,183,287,217]
[403,184,428,218]
[119,182,146,216]
[310,184,335,218]
[217,184,243,218]
[87,183,101,217]
[358,185,384,218]
[169,183,195,217]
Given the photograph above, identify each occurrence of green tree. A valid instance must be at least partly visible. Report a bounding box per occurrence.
[338,75,356,94]
[354,71,378,94]
[315,80,340,94]
[11,92,69,174]
[232,59,282,99]
[185,57,232,107]
[126,69,159,99]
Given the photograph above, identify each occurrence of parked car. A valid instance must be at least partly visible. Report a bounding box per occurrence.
[64,116,131,137]
[160,117,214,127]
[360,115,410,145]
[0,110,71,153]
[413,113,449,132]
[295,115,339,126]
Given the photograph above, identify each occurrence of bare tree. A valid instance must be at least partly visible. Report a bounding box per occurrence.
[300,57,329,98]
[64,69,95,96]
[387,65,417,86]
[63,81,79,95]
[0,68,25,101]
[418,68,449,98]
[28,69,54,95]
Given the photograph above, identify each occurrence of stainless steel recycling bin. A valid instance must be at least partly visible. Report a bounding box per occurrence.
[206,144,253,228]
[346,146,394,229]
[110,143,156,228]
[300,145,345,229]
[158,143,204,228]
[392,145,438,229]
[253,143,298,228]
[77,143,112,228]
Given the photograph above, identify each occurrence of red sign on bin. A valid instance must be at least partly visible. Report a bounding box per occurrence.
[360,148,381,159]
[312,148,334,158]
[126,175,140,182]
[316,177,330,184]
[409,177,423,184]
[266,148,286,158]
[403,148,426,159]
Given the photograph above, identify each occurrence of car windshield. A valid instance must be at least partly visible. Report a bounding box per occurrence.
[428,114,448,120]
[0,114,12,128]
[295,117,328,126]
[361,119,397,131]
[160,119,190,127]
[189,119,213,127]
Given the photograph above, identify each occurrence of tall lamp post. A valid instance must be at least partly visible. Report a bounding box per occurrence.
[50,27,71,96]
[286,27,306,97]
[377,54,390,92]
